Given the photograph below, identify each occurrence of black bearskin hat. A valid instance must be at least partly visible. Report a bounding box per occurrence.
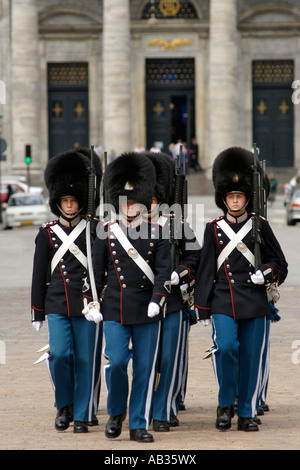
[144,151,174,205]
[44,148,102,217]
[153,152,176,206]
[103,151,156,211]
[213,146,267,214]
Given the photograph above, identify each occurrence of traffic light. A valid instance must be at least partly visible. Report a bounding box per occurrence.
[25,144,31,164]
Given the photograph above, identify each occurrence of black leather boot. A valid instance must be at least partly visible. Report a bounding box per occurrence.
[130,429,154,442]
[215,405,234,431]
[238,417,259,432]
[105,412,126,438]
[55,404,72,431]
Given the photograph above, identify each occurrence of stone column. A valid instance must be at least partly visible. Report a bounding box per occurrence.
[11,0,40,173]
[208,0,238,166]
[102,0,132,157]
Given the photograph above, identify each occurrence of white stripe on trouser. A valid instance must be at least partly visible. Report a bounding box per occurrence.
[144,321,161,429]
[167,310,183,421]
[88,322,100,422]
[260,327,270,402]
[251,317,266,417]
[171,314,187,415]
[211,317,220,392]
[180,322,190,402]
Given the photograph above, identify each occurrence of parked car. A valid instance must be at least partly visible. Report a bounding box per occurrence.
[5,193,50,228]
[0,178,44,204]
[286,186,300,226]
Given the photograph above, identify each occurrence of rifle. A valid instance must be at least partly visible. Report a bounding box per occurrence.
[170,145,187,270]
[251,143,263,271]
[156,147,187,391]
[261,159,267,219]
[85,145,101,314]
[87,145,98,238]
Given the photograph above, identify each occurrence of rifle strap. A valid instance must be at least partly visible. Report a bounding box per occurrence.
[216,218,254,270]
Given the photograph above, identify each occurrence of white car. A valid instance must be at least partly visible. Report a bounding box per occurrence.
[0,178,44,205]
[5,192,50,228]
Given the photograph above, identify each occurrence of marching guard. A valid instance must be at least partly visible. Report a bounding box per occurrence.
[84,152,172,443]
[194,147,288,432]
[144,151,201,431]
[31,149,103,433]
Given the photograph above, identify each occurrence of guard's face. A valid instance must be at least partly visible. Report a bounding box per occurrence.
[121,200,141,219]
[225,192,247,213]
[60,196,79,217]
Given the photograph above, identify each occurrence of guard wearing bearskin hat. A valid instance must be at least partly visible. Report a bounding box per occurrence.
[194,147,287,432]
[31,148,103,433]
[85,151,172,443]
[142,151,201,432]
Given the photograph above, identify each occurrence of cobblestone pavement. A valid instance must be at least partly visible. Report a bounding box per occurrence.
[0,285,299,452]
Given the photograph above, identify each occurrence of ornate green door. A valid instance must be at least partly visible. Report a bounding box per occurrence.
[253,60,294,167]
[48,63,89,159]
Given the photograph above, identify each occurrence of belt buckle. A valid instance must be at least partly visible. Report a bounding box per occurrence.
[236,241,247,253]
[69,243,79,255]
[128,247,138,259]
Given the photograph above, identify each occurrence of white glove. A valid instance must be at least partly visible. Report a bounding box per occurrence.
[32,321,43,331]
[147,302,160,318]
[200,319,211,327]
[85,308,103,324]
[251,270,264,285]
[171,271,180,285]
[82,300,103,323]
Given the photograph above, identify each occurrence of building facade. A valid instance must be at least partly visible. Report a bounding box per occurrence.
[0,0,299,181]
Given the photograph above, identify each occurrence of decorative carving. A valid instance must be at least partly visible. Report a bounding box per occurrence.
[279,99,289,115]
[52,101,63,118]
[74,101,85,117]
[159,0,180,17]
[257,100,267,115]
[148,38,192,51]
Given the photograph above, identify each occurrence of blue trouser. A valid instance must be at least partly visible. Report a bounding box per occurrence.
[211,314,266,418]
[103,320,160,430]
[47,314,102,422]
[152,310,182,422]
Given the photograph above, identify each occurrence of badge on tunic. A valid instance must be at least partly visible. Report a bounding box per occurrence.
[69,243,79,255]
[236,241,247,253]
[128,247,138,259]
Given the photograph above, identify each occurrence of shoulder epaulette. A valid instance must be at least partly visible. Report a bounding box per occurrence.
[209,215,224,225]
[249,212,267,222]
[41,219,58,229]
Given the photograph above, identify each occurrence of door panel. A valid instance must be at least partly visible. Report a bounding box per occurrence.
[252,60,294,167]
[48,90,89,158]
[146,58,195,153]
[146,90,194,152]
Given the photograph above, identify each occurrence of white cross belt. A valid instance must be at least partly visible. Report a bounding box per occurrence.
[50,219,87,274]
[216,218,254,271]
